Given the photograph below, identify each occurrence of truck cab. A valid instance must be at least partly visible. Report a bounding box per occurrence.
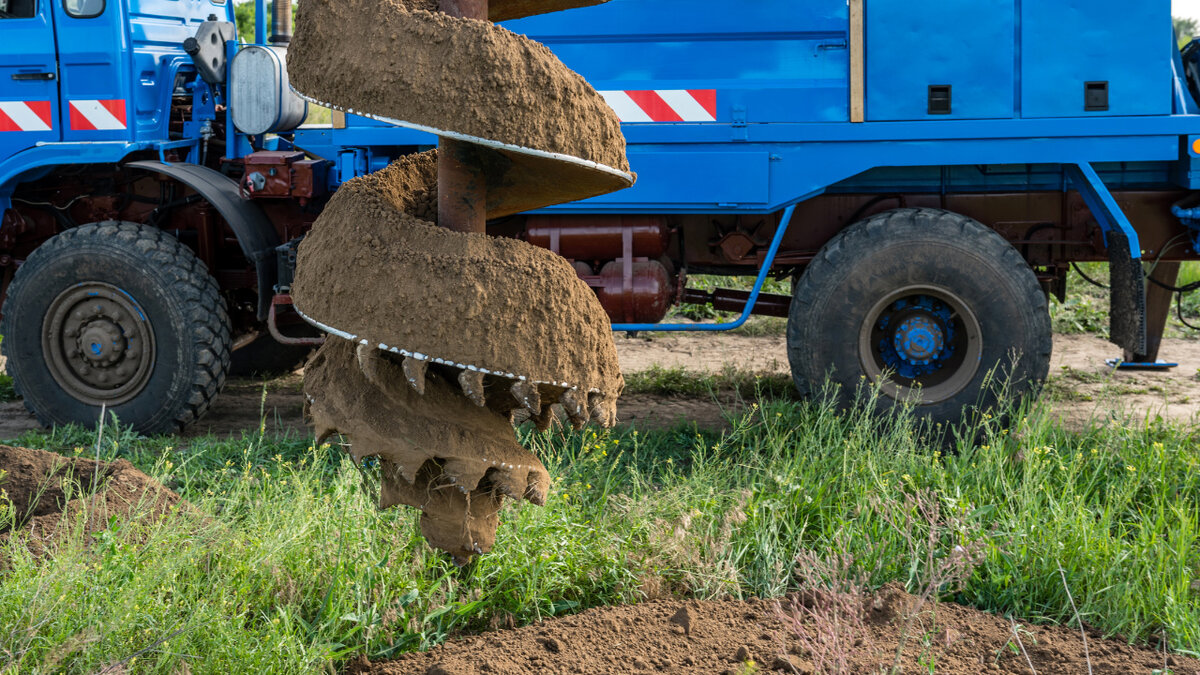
[0,0,215,167]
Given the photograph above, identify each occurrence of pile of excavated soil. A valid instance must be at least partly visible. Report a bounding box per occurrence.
[288,0,628,173]
[292,154,623,405]
[305,338,550,563]
[0,445,180,557]
[351,586,1200,674]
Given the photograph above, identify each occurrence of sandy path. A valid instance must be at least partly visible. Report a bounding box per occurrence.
[616,332,1200,428]
[2,334,1198,440]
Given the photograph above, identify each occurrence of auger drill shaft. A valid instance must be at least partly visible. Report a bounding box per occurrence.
[437,0,489,235]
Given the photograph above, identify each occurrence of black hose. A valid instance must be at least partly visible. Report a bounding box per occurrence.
[1071,262,1109,290]
[1177,293,1200,331]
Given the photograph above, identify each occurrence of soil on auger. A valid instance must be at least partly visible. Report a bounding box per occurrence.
[287,0,629,173]
[292,153,623,397]
[306,338,552,561]
[288,0,630,564]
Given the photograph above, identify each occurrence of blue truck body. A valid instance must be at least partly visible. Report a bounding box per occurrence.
[3,0,1200,431]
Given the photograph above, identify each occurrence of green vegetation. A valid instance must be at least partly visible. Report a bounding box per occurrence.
[670,275,789,336]
[1049,261,1200,338]
[233,1,298,45]
[624,364,795,399]
[1,386,1198,673]
[1178,16,1199,48]
[0,336,14,402]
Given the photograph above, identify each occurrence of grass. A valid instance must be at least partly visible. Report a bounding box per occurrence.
[670,275,790,336]
[0,383,1198,673]
[1051,262,1200,338]
[624,364,795,399]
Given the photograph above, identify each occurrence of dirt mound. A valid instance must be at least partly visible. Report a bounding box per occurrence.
[351,589,1200,674]
[288,0,628,173]
[305,338,550,562]
[0,445,179,556]
[292,154,623,408]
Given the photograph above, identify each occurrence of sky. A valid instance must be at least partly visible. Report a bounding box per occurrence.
[1177,0,1200,22]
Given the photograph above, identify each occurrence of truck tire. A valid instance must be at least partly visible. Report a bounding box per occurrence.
[787,208,1051,424]
[0,221,231,434]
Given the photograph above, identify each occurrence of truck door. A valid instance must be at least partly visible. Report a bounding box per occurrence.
[866,0,1017,121]
[52,0,129,141]
[0,0,61,162]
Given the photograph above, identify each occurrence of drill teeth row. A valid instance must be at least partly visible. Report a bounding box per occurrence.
[388,353,618,428]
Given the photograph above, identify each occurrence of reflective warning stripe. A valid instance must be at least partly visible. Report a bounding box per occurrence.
[69,99,127,131]
[598,90,717,123]
[0,101,53,131]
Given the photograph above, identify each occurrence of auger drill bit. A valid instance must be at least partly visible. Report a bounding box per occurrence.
[289,0,634,562]
[289,0,631,426]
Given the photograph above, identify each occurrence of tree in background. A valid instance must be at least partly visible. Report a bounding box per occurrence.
[1177,16,1199,48]
[233,1,297,44]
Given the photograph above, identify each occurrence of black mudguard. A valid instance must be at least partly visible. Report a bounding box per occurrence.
[1106,229,1148,356]
[125,160,281,320]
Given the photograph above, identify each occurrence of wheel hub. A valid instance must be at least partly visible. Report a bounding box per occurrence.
[892,315,945,365]
[860,287,982,405]
[42,284,155,405]
[78,318,128,368]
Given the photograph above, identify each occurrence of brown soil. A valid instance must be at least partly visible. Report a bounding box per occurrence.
[0,445,179,556]
[383,0,607,22]
[290,148,627,563]
[350,587,1200,675]
[288,0,629,172]
[291,153,624,408]
[616,331,1200,430]
[305,338,551,563]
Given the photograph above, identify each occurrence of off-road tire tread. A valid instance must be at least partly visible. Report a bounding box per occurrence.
[0,221,231,433]
[788,208,1051,408]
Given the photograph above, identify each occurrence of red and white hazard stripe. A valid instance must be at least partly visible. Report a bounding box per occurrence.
[599,90,717,123]
[0,101,53,132]
[69,99,127,131]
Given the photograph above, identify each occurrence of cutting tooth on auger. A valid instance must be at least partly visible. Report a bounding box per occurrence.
[286,0,633,563]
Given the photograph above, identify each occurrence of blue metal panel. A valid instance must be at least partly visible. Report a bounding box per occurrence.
[503,0,850,124]
[542,114,1198,213]
[1021,0,1172,118]
[53,0,131,142]
[0,141,151,196]
[867,0,1015,121]
[0,2,61,164]
[582,149,769,209]
[126,0,229,143]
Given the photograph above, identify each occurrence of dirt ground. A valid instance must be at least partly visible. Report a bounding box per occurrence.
[354,585,1200,675]
[0,444,180,557]
[2,333,1199,440]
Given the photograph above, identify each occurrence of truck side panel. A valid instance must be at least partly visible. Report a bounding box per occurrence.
[866,0,1015,121]
[1021,0,1171,118]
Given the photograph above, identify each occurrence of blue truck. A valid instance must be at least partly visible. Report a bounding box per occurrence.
[1,0,1199,433]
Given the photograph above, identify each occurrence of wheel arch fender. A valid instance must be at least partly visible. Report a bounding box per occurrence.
[124,160,281,320]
